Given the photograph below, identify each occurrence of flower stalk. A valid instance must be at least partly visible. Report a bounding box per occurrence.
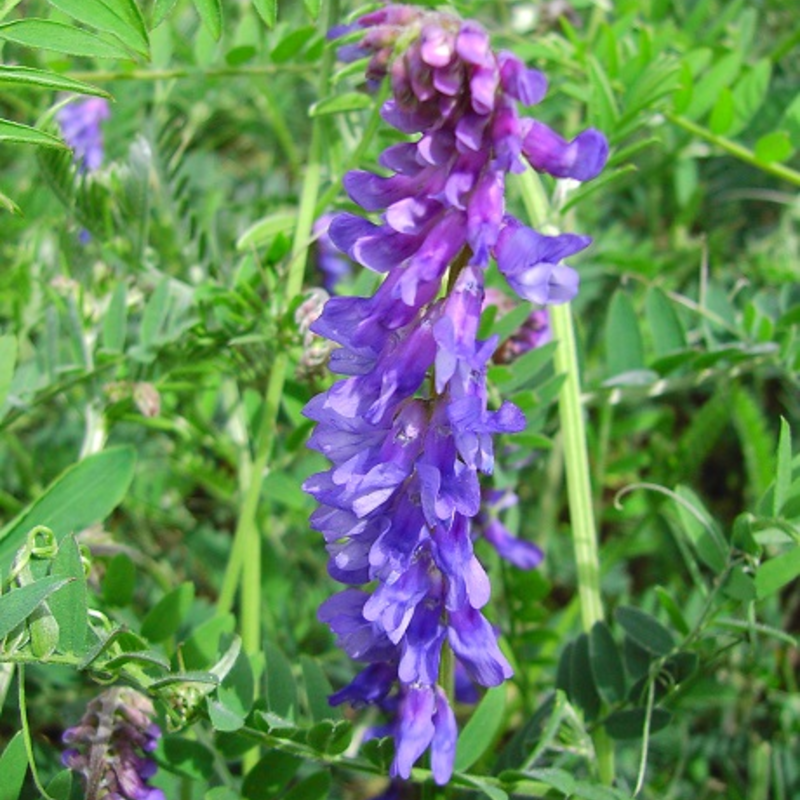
[518,170,613,784]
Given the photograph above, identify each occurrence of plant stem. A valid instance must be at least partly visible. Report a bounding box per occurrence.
[517,169,613,784]
[66,64,312,83]
[549,303,604,631]
[18,665,55,800]
[550,301,615,785]
[666,112,800,188]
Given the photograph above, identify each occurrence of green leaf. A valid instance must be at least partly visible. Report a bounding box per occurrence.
[604,707,672,740]
[208,697,245,732]
[774,417,792,517]
[783,93,800,148]
[304,0,322,19]
[0,576,72,640]
[0,119,67,149]
[252,0,277,28]
[48,0,149,57]
[309,91,373,117]
[0,732,27,800]
[0,447,136,573]
[673,484,729,572]
[684,50,742,120]
[270,25,316,63]
[0,335,16,412]
[44,770,72,800]
[589,622,625,704]
[708,86,734,135]
[141,582,194,642]
[49,535,88,654]
[615,606,674,656]
[151,0,179,27]
[730,59,771,135]
[654,586,690,636]
[454,685,506,772]
[182,614,236,669]
[265,639,297,718]
[605,290,644,377]
[0,19,132,59]
[0,188,21,214]
[139,279,171,351]
[301,656,340,722]
[623,636,653,680]
[459,776,509,800]
[645,288,686,357]
[555,641,573,693]
[102,553,136,606]
[282,772,330,800]
[214,642,254,728]
[158,737,215,781]
[102,282,128,353]
[104,649,170,671]
[755,547,800,599]
[242,751,301,800]
[587,55,619,132]
[205,790,239,800]
[570,633,601,720]
[754,131,794,163]
[193,0,223,40]
[306,719,352,756]
[527,767,575,795]
[723,566,756,602]
[237,210,296,250]
[0,66,110,97]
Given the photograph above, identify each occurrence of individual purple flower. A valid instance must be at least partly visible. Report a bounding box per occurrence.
[309,4,607,785]
[62,687,164,800]
[475,488,544,569]
[56,97,110,173]
[314,213,354,292]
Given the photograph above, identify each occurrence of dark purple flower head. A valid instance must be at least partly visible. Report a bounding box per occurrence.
[56,97,110,172]
[306,3,607,785]
[61,687,164,800]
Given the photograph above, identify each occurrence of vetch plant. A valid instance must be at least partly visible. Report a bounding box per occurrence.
[304,4,607,783]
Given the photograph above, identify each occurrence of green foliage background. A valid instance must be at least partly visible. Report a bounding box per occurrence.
[0,0,798,798]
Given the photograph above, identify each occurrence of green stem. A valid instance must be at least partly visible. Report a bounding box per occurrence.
[666,112,800,188]
[65,64,312,83]
[17,665,55,800]
[550,304,615,786]
[549,303,604,631]
[517,169,613,784]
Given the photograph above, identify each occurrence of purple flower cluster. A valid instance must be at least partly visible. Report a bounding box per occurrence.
[305,5,607,784]
[56,97,110,172]
[62,687,164,800]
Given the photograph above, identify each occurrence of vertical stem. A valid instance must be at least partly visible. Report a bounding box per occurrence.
[518,170,614,784]
[550,300,614,787]
[549,303,604,630]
